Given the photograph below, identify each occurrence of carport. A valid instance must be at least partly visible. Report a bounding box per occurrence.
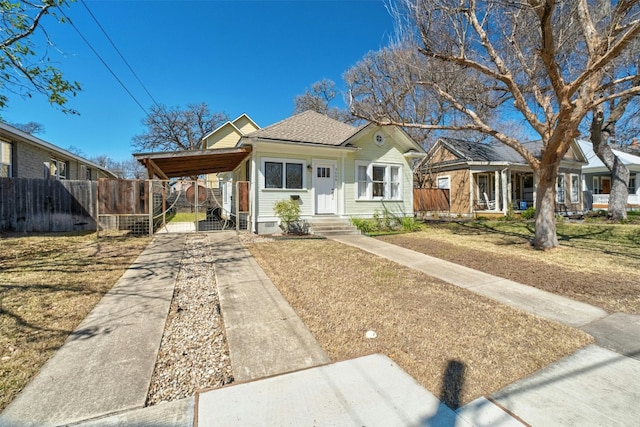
[133,147,252,180]
[97,147,252,236]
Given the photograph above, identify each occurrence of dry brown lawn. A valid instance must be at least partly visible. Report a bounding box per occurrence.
[247,239,593,407]
[378,226,640,314]
[0,232,150,411]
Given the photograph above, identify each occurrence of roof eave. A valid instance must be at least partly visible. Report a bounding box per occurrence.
[245,137,360,152]
[0,122,117,178]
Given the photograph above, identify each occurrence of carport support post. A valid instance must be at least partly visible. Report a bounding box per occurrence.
[148,180,153,237]
[235,181,239,232]
[162,181,167,228]
[96,180,100,238]
[195,182,199,232]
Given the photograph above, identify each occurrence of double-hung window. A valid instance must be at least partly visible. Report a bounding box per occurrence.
[356,162,402,200]
[263,159,304,189]
[50,158,68,180]
[556,174,565,203]
[0,141,11,178]
[570,174,580,203]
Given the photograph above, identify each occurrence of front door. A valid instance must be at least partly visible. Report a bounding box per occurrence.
[602,177,611,194]
[314,162,336,214]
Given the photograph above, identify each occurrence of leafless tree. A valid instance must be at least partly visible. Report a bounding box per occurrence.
[132,103,228,152]
[9,121,45,135]
[91,155,145,179]
[585,42,640,220]
[294,79,357,124]
[349,0,640,250]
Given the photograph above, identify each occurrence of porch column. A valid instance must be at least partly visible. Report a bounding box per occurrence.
[340,153,346,216]
[533,173,538,208]
[494,170,500,211]
[502,169,509,213]
[250,153,257,233]
[469,171,475,215]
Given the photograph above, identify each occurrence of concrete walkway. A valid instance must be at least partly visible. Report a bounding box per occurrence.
[0,234,186,427]
[2,231,639,426]
[331,234,640,426]
[205,232,330,382]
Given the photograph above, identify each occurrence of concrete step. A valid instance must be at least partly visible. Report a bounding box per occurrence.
[309,217,360,236]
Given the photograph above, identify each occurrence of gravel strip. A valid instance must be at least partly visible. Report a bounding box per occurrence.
[146,234,233,406]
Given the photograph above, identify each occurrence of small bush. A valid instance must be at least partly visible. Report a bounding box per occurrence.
[273,199,305,234]
[400,216,423,232]
[351,209,421,234]
[521,207,536,220]
[373,207,401,231]
[350,217,377,233]
[504,204,516,221]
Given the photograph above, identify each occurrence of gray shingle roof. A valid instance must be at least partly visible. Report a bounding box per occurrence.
[440,138,529,163]
[245,110,362,146]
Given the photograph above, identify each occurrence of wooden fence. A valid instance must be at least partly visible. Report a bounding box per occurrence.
[413,188,450,213]
[0,178,97,233]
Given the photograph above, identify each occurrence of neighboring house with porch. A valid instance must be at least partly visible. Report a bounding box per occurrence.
[418,138,587,217]
[577,140,640,211]
[135,110,426,234]
[0,122,117,180]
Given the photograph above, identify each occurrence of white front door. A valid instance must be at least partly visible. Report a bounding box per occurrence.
[314,162,336,214]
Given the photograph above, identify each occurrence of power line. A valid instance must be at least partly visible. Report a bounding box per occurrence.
[80,0,160,108]
[58,7,150,116]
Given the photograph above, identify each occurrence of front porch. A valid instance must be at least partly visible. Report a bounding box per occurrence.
[592,194,640,210]
[471,169,534,214]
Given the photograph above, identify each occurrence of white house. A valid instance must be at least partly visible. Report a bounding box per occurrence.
[134,111,426,234]
[577,140,640,211]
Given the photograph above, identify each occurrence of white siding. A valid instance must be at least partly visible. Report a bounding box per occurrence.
[344,129,414,217]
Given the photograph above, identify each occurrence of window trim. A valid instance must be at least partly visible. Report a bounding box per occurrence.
[261,157,306,190]
[355,161,403,201]
[556,173,566,203]
[570,173,580,203]
[437,175,451,190]
[0,140,11,178]
[50,158,68,180]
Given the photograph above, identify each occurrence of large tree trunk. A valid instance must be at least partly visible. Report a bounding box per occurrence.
[593,144,630,221]
[591,113,630,221]
[533,165,560,250]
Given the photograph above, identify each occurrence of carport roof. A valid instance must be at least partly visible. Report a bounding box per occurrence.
[133,147,252,179]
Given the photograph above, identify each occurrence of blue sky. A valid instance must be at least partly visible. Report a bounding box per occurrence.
[2,0,395,162]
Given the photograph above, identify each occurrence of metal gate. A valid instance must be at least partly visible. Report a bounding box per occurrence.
[97,179,249,236]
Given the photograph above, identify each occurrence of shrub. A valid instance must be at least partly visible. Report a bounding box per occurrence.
[373,207,401,231]
[521,207,536,220]
[504,203,516,221]
[400,216,423,232]
[350,217,377,233]
[273,199,306,234]
[352,210,422,234]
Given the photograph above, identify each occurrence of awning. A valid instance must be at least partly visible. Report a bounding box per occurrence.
[133,147,252,179]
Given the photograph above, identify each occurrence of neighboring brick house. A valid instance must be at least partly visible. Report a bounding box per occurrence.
[418,138,588,217]
[0,122,117,180]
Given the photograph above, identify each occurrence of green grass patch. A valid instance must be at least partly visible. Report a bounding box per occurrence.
[167,211,206,222]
